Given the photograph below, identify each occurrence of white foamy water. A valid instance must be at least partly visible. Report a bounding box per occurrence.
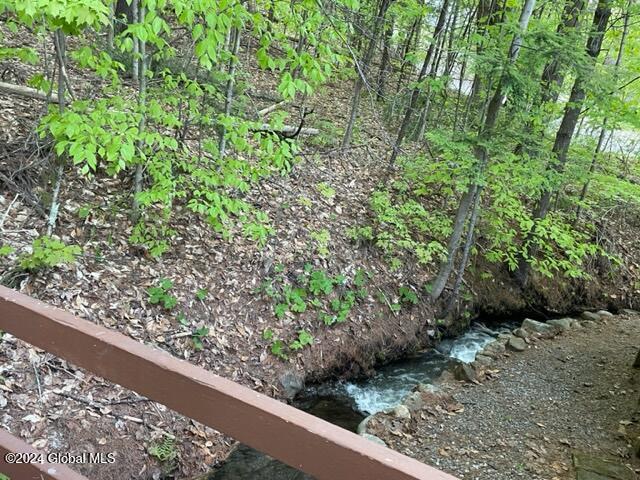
[340,324,504,414]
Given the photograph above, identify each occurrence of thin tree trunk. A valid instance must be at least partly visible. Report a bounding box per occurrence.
[389,0,450,165]
[342,0,392,148]
[461,0,500,131]
[414,8,454,141]
[219,27,242,157]
[574,120,607,222]
[396,17,421,94]
[46,29,67,237]
[516,0,612,285]
[533,0,611,221]
[132,0,139,82]
[132,5,146,222]
[376,16,393,100]
[443,185,481,316]
[107,0,115,49]
[513,0,585,157]
[430,0,536,301]
[574,1,629,223]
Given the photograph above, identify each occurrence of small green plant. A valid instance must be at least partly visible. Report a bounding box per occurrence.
[19,236,81,271]
[346,226,374,242]
[195,288,208,301]
[399,286,418,305]
[308,269,334,296]
[147,279,177,309]
[309,229,331,258]
[316,182,336,199]
[148,435,178,463]
[77,205,92,219]
[191,327,209,351]
[262,328,275,341]
[298,195,313,208]
[176,312,189,326]
[130,220,175,258]
[0,245,14,257]
[283,285,307,313]
[270,339,288,359]
[289,329,314,350]
[261,265,369,335]
[327,291,356,324]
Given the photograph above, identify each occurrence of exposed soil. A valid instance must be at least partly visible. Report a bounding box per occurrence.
[369,312,640,480]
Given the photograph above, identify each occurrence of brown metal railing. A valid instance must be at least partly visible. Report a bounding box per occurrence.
[0,285,458,480]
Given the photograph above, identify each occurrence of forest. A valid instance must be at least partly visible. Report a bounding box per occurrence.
[0,0,640,478]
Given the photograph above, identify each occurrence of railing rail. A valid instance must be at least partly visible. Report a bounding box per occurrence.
[0,428,90,480]
[0,285,458,480]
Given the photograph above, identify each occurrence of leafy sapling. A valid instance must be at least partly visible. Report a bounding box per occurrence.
[147,279,177,309]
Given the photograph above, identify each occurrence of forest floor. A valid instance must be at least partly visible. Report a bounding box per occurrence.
[369,311,640,480]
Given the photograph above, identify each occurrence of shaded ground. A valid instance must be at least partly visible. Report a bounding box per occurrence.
[372,312,640,479]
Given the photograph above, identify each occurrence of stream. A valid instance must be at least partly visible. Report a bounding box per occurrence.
[208,321,516,479]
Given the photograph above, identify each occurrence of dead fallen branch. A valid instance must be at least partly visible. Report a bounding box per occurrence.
[257,100,288,117]
[0,81,59,103]
[255,123,319,136]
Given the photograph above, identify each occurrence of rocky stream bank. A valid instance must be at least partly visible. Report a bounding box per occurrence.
[358,309,640,480]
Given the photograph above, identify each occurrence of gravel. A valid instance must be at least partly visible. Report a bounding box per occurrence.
[376,313,640,480]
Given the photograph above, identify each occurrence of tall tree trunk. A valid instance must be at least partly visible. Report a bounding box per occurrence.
[513,0,585,157]
[376,16,394,100]
[574,1,629,223]
[414,6,456,141]
[461,0,500,131]
[396,16,422,94]
[342,0,392,148]
[219,27,242,157]
[389,0,450,165]
[430,0,537,301]
[131,0,139,82]
[516,0,612,285]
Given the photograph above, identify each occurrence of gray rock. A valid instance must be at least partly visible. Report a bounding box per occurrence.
[507,336,526,352]
[621,309,639,316]
[416,383,440,394]
[581,311,601,322]
[473,354,493,368]
[482,340,506,358]
[521,318,554,334]
[582,320,598,328]
[391,404,411,420]
[454,362,477,383]
[359,433,387,447]
[512,328,529,339]
[496,333,512,344]
[572,451,636,480]
[278,371,304,400]
[548,318,572,331]
[596,310,614,317]
[402,391,425,412]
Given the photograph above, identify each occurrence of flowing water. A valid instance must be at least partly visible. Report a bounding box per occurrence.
[298,321,514,426]
[209,321,515,479]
